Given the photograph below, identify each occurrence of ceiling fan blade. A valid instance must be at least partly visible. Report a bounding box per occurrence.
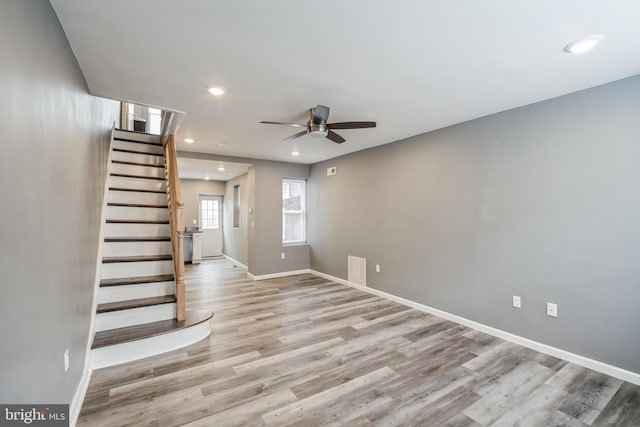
[327,121,377,130]
[283,130,308,142]
[260,121,307,128]
[326,130,345,144]
[312,105,330,124]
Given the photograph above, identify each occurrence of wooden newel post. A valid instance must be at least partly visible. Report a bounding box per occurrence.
[164,135,186,321]
[175,202,186,321]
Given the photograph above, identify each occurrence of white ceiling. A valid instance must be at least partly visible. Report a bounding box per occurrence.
[51,1,640,164]
[177,158,251,181]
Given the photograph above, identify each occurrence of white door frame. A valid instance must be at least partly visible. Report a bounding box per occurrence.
[199,195,223,257]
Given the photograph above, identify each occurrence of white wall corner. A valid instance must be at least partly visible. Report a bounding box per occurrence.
[223,254,248,270]
[73,125,116,426]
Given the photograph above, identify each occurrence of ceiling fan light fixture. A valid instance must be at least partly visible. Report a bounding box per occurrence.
[309,130,327,138]
[208,86,225,96]
[564,34,605,54]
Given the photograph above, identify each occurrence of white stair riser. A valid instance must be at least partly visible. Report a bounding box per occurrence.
[98,281,175,304]
[106,206,169,222]
[104,241,172,257]
[113,139,163,155]
[112,163,164,179]
[91,321,211,369]
[112,150,164,167]
[101,260,174,280]
[105,223,171,238]
[95,303,176,332]
[114,130,161,145]
[109,176,165,192]
[108,190,167,206]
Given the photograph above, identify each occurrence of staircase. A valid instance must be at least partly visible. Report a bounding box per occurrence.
[91,129,211,369]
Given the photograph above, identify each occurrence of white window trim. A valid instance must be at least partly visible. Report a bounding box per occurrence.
[282,178,306,244]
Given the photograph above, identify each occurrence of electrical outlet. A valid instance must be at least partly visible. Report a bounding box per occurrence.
[546,302,558,318]
[512,295,521,309]
[327,166,337,176]
[281,252,286,260]
[375,264,381,273]
[64,349,69,372]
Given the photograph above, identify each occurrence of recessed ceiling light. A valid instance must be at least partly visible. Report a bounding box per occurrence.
[208,87,225,96]
[184,138,195,143]
[204,176,210,180]
[218,143,227,147]
[291,151,300,156]
[564,34,605,54]
[218,167,226,172]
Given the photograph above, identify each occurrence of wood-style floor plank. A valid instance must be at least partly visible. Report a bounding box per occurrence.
[78,258,640,426]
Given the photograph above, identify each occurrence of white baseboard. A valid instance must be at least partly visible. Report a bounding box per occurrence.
[310,270,640,386]
[248,269,311,281]
[223,254,247,270]
[69,355,93,427]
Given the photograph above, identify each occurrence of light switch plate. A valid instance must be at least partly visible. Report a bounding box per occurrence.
[512,295,521,309]
[547,302,558,318]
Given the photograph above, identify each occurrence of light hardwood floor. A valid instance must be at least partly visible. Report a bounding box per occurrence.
[78,258,640,426]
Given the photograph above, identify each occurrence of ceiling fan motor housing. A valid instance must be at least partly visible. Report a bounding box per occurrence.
[308,122,328,137]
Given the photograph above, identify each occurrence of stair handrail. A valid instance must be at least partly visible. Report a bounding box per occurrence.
[163,134,186,321]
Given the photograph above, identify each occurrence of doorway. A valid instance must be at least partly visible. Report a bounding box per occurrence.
[199,195,223,257]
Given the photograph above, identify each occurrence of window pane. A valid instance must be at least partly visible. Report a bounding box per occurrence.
[283,179,305,243]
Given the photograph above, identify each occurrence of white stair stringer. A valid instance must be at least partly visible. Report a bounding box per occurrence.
[95,303,177,332]
[91,320,211,369]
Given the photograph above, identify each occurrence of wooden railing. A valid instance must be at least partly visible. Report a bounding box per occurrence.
[163,134,186,321]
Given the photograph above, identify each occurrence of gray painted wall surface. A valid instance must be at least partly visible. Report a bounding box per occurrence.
[250,162,310,276]
[223,174,249,265]
[0,0,119,403]
[180,179,225,229]
[308,75,640,374]
[177,152,310,276]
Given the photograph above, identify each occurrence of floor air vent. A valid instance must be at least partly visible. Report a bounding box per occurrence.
[348,255,366,286]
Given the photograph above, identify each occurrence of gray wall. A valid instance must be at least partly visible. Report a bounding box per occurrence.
[251,161,310,276]
[308,75,640,374]
[178,152,310,276]
[180,179,225,229]
[223,173,249,265]
[0,0,119,403]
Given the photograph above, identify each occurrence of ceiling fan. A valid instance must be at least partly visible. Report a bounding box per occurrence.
[260,105,376,144]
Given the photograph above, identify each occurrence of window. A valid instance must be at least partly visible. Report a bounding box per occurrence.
[282,178,306,244]
[233,185,240,228]
[200,199,220,229]
[147,107,162,135]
